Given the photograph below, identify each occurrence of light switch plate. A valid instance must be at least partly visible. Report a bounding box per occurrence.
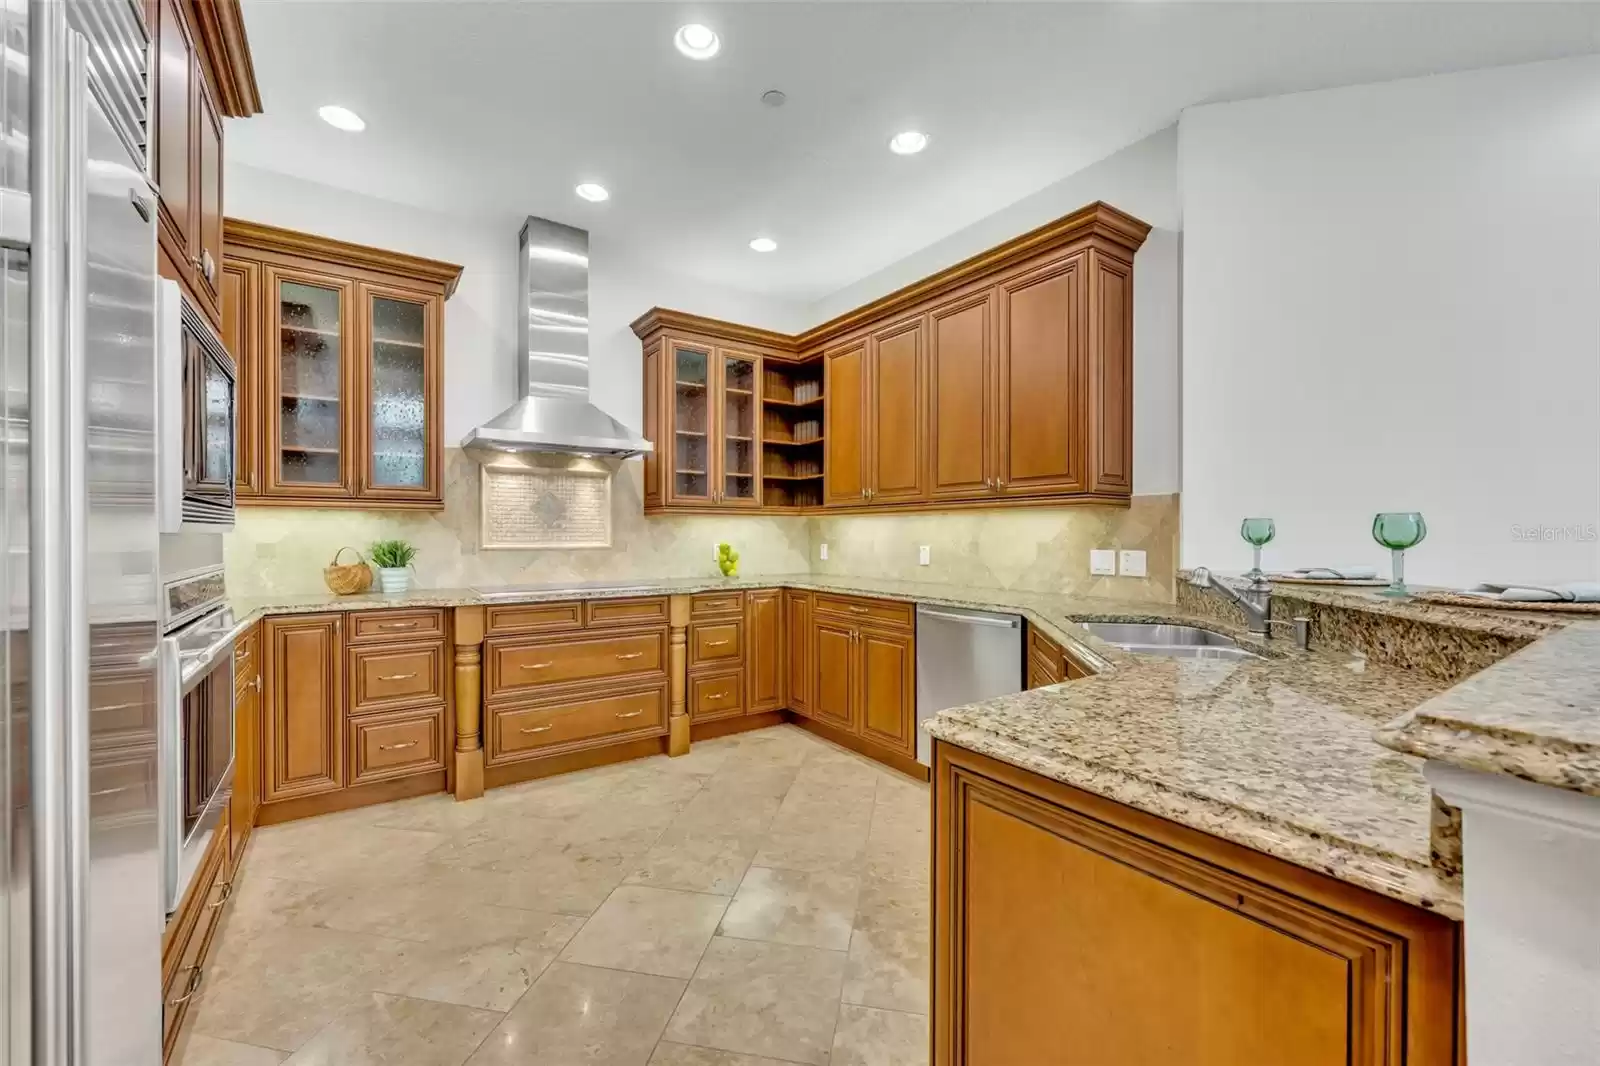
[1119,550,1148,577]
[918,545,931,566]
[819,543,829,561]
[1089,549,1117,576]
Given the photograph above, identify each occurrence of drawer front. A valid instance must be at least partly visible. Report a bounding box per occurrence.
[585,596,669,629]
[348,608,447,644]
[349,641,447,714]
[691,592,744,619]
[233,626,257,677]
[491,686,667,763]
[814,594,913,630]
[487,630,666,700]
[486,601,582,636]
[1027,650,1063,690]
[691,620,742,666]
[350,706,445,785]
[690,671,744,721]
[1028,627,1067,673]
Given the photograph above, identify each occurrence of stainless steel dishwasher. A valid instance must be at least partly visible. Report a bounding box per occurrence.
[915,605,1024,764]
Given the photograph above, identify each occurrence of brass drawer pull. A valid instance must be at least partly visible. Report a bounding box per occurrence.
[378,621,419,629]
[520,662,554,670]
[705,639,730,647]
[615,709,645,719]
[706,690,731,700]
[206,881,234,909]
[167,967,204,1006]
[848,606,869,614]
[378,740,419,752]
[519,723,554,734]
[377,672,418,681]
[615,652,644,660]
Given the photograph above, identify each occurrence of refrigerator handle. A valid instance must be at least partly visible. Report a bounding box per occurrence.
[29,6,92,1060]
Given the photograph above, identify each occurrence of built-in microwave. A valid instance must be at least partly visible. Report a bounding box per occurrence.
[158,279,235,531]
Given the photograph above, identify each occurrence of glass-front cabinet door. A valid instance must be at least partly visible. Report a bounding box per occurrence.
[668,341,713,505]
[359,284,439,502]
[718,351,760,507]
[263,266,354,498]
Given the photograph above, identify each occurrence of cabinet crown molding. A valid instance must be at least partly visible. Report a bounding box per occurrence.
[224,218,466,297]
[189,0,263,117]
[629,200,1151,353]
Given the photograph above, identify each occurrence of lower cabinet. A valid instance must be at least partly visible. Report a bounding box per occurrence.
[262,613,344,803]
[1026,623,1090,688]
[161,805,230,1061]
[746,588,784,713]
[230,623,260,862]
[807,595,917,763]
[784,590,811,715]
[933,743,1462,1066]
[687,592,746,723]
[490,685,667,763]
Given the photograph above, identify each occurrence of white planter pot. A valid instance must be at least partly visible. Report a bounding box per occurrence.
[377,567,411,595]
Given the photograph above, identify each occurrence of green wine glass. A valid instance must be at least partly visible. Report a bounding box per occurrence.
[1372,512,1428,598]
[1240,517,1276,583]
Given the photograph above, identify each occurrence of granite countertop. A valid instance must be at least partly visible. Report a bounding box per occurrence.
[1376,621,1600,797]
[232,574,1471,915]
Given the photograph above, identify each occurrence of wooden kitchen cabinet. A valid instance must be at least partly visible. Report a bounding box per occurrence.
[653,339,762,509]
[858,628,915,757]
[934,743,1461,1066]
[151,0,260,336]
[745,589,784,714]
[261,613,344,804]
[784,590,811,716]
[633,202,1146,514]
[230,624,259,862]
[811,620,857,732]
[806,595,917,763]
[224,221,461,508]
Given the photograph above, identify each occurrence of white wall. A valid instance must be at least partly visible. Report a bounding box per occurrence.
[807,127,1183,497]
[1180,56,1600,587]
[225,163,809,440]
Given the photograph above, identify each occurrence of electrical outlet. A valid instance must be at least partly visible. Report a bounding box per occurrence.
[819,543,829,561]
[918,545,931,566]
[1089,549,1117,576]
[1119,550,1147,577]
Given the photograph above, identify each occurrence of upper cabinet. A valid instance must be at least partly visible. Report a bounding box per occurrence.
[224,221,462,510]
[632,201,1149,515]
[150,0,262,335]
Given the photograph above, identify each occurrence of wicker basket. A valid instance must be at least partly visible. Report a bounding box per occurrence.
[323,547,373,596]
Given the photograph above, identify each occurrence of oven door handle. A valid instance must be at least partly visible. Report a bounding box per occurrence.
[156,635,183,915]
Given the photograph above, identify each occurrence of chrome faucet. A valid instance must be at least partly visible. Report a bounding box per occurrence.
[1188,567,1311,649]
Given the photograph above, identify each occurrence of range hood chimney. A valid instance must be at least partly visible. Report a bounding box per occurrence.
[461,217,653,459]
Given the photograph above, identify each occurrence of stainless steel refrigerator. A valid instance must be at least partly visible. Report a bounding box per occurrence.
[3,1,163,1063]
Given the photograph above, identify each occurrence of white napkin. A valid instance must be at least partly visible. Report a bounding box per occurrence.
[1282,566,1379,580]
[1457,582,1600,603]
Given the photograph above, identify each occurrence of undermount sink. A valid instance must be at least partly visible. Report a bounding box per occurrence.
[1076,621,1263,661]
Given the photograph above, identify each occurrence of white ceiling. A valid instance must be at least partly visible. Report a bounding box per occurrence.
[230,1,1600,306]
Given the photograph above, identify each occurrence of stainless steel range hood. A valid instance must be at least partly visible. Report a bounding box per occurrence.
[461,217,652,459]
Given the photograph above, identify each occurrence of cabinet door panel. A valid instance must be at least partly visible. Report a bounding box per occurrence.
[263,267,356,497]
[194,72,224,313]
[811,621,855,732]
[229,644,258,861]
[262,615,343,803]
[642,340,663,508]
[746,589,782,714]
[858,628,914,756]
[823,341,866,506]
[717,350,761,507]
[784,591,810,716]
[154,0,193,255]
[358,283,441,502]
[997,254,1087,495]
[928,291,995,499]
[222,258,261,495]
[668,342,714,504]
[868,318,925,504]
[1088,251,1134,494]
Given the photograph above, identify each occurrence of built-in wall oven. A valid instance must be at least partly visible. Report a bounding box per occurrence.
[157,565,236,914]
[158,277,236,531]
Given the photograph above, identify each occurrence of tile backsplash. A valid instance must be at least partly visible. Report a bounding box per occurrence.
[226,448,1178,602]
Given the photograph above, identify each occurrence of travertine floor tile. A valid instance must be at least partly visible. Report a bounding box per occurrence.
[246,821,448,887]
[558,884,729,978]
[373,908,585,1011]
[173,1034,287,1066]
[829,1004,929,1066]
[752,814,871,874]
[281,992,499,1066]
[717,866,860,950]
[664,937,847,1065]
[647,1043,794,1066]
[465,962,684,1066]
[842,877,930,1014]
[624,827,764,896]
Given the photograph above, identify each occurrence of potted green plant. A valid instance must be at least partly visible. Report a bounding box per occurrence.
[369,538,418,595]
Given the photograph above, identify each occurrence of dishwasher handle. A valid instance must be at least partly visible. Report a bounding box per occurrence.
[916,608,1020,629]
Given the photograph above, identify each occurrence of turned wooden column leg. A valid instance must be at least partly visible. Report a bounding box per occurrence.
[668,594,691,757]
[452,605,486,800]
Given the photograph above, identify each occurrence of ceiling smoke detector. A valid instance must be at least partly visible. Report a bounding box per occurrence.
[761,89,787,108]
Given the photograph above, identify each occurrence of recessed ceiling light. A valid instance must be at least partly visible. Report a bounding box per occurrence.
[574,183,610,202]
[318,104,365,132]
[749,237,777,253]
[674,23,720,60]
[889,130,928,155]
